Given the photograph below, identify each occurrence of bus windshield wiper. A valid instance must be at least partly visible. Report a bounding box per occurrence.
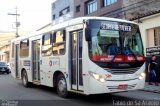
[110,47,121,62]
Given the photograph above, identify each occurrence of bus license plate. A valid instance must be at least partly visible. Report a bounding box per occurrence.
[118,84,128,89]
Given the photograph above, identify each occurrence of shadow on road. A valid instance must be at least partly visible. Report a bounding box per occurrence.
[25,84,135,105]
[68,92,135,105]
[1,75,135,105]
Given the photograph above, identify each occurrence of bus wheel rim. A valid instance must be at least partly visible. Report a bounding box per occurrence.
[58,78,66,95]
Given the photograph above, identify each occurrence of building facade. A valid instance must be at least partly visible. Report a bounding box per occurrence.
[122,0,160,82]
[123,0,160,20]
[0,44,10,62]
[51,0,74,25]
[122,0,160,55]
[51,0,124,24]
[74,0,123,18]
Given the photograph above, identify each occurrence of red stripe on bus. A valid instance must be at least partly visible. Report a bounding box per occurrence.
[90,55,144,62]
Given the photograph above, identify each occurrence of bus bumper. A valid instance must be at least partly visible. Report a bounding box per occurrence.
[88,77,145,94]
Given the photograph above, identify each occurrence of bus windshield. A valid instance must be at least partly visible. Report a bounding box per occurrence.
[88,20,144,68]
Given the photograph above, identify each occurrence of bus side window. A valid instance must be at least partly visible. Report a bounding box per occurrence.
[20,39,29,57]
[53,29,66,55]
[41,32,52,56]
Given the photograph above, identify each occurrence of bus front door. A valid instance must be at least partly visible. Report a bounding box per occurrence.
[32,40,40,81]
[15,44,19,78]
[70,30,83,91]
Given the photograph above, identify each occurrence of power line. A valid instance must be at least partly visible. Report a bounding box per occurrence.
[102,0,159,18]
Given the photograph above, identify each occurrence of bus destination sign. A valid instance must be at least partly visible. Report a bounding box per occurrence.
[100,23,131,32]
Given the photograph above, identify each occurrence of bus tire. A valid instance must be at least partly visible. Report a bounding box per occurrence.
[57,74,68,98]
[22,70,30,87]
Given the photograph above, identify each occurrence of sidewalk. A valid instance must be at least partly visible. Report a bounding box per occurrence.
[140,83,160,93]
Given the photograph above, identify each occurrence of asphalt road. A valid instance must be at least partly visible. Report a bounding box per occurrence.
[0,74,160,106]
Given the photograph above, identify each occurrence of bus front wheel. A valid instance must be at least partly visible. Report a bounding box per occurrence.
[57,74,68,98]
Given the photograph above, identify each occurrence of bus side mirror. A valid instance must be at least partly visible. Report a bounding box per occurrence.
[85,28,91,41]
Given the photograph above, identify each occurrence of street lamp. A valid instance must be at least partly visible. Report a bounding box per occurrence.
[8,7,20,37]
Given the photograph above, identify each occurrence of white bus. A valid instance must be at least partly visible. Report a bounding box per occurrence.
[10,17,145,97]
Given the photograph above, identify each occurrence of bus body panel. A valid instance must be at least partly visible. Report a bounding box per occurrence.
[10,17,145,96]
[20,59,32,82]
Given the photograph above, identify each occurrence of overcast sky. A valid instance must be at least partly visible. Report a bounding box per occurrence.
[0,0,53,32]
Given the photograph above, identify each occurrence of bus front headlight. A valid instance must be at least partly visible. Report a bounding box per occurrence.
[89,71,106,83]
[138,72,146,80]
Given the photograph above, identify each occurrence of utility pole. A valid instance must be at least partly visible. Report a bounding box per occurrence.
[8,7,20,37]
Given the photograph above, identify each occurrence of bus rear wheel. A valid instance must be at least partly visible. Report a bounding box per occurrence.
[57,74,68,98]
[22,70,30,87]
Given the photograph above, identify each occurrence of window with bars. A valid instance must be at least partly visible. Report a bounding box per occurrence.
[154,28,160,46]
[76,5,81,13]
[86,0,97,14]
[103,0,117,7]
[59,6,70,16]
